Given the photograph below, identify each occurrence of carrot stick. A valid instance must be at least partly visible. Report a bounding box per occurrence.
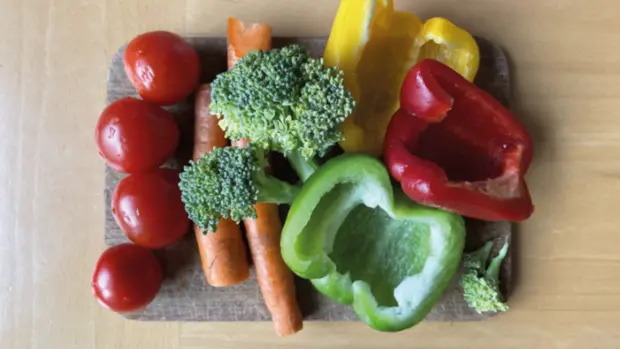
[227,17,272,70]
[228,17,303,336]
[243,203,303,335]
[192,84,250,287]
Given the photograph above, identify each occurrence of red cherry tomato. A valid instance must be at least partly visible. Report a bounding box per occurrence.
[95,97,179,174]
[112,169,189,249]
[91,243,163,313]
[123,31,201,105]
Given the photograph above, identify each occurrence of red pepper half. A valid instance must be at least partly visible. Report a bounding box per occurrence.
[383,59,534,222]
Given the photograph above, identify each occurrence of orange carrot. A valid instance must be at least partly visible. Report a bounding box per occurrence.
[228,17,303,336]
[244,203,303,335]
[192,84,250,287]
[227,17,272,69]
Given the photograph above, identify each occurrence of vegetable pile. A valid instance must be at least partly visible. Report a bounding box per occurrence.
[91,0,535,336]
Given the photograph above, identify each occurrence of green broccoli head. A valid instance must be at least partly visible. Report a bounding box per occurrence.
[178,145,300,233]
[460,241,510,314]
[210,44,355,159]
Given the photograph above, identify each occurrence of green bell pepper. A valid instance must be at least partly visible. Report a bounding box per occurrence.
[281,153,466,332]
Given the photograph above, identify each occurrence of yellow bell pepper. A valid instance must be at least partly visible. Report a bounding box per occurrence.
[415,17,480,81]
[324,0,480,156]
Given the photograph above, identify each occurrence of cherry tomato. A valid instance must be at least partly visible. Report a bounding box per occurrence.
[112,169,189,249]
[123,31,201,105]
[95,97,179,174]
[91,243,162,313]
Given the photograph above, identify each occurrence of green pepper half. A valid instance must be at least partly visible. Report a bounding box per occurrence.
[281,153,465,331]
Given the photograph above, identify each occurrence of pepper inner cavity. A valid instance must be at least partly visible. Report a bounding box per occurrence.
[415,95,508,182]
[329,204,431,307]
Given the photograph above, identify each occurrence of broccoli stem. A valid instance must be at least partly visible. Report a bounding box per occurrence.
[287,150,320,182]
[485,242,509,281]
[254,171,301,204]
[463,240,494,270]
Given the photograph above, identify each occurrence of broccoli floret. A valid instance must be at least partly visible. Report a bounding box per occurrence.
[460,241,510,314]
[178,145,300,233]
[210,44,355,161]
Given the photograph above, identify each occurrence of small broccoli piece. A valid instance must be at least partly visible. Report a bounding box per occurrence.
[210,44,355,161]
[178,145,300,233]
[460,241,510,314]
[463,240,494,271]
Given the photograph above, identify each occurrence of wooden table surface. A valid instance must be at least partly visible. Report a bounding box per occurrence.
[1,0,619,348]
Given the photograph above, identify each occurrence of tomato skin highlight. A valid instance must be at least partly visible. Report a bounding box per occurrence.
[112,169,189,249]
[91,243,163,313]
[95,97,179,174]
[124,31,201,105]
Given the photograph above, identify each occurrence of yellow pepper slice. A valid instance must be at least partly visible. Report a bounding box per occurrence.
[324,0,480,156]
[415,17,480,81]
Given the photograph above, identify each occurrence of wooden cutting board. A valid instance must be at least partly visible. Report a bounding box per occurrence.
[104,36,513,322]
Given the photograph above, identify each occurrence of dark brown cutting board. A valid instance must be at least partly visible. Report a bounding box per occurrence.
[104,36,513,322]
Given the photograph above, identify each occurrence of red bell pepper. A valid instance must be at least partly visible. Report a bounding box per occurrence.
[383,59,534,222]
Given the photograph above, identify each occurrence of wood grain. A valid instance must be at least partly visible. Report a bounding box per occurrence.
[104,36,512,322]
[3,0,620,348]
